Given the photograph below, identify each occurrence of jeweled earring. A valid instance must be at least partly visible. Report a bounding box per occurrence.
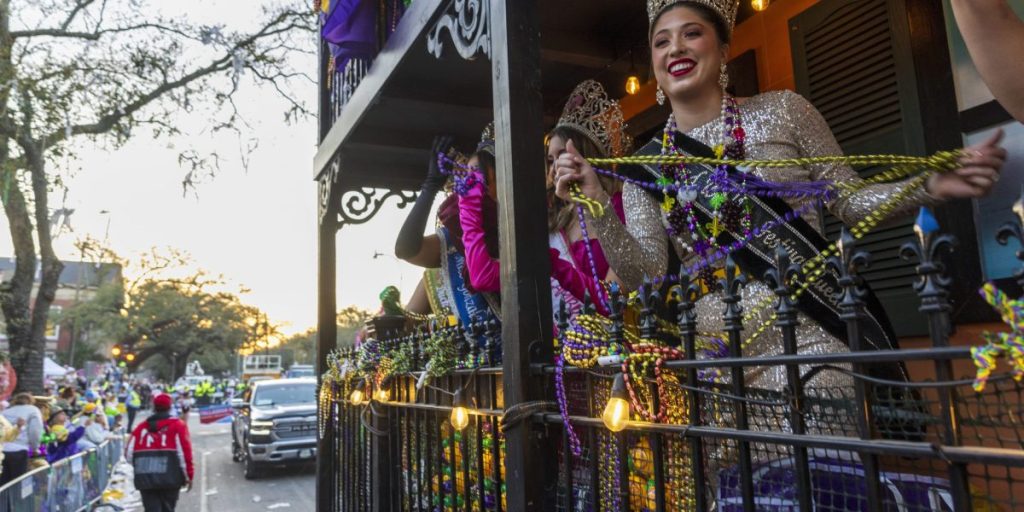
[656,87,666,106]
[719,63,729,91]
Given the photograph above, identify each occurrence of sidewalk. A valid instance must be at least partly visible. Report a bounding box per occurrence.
[99,459,143,511]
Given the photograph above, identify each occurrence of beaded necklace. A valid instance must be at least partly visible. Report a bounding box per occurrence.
[661,94,750,287]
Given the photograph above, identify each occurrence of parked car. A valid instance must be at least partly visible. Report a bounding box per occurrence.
[285,364,315,378]
[230,377,317,479]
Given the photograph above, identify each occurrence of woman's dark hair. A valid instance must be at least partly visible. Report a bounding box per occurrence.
[547,126,620,233]
[650,2,731,46]
[473,149,496,181]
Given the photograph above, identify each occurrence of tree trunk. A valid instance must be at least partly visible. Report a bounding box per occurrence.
[0,158,39,392]
[0,124,38,393]
[0,0,46,393]
[27,151,62,389]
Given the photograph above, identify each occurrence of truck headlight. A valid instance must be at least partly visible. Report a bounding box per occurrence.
[250,420,274,436]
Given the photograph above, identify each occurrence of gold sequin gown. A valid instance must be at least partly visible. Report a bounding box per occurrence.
[589,90,933,440]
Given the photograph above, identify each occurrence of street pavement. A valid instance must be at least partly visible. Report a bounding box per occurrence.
[122,412,316,512]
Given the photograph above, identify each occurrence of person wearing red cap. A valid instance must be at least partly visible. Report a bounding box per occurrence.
[126,393,193,512]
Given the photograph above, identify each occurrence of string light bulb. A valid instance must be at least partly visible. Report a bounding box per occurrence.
[349,383,366,406]
[752,0,769,11]
[625,76,641,96]
[602,373,630,432]
[625,50,641,95]
[450,389,470,431]
[373,382,390,403]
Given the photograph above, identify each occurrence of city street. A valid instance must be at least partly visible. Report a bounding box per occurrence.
[174,414,316,512]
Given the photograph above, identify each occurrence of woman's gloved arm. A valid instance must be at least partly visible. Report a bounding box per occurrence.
[395,135,454,262]
[458,172,502,292]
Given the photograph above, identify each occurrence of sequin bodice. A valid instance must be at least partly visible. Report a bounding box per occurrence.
[586,90,932,401]
[686,90,931,233]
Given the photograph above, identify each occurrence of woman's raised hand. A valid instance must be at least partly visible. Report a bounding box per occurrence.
[927,129,1007,200]
[554,139,607,203]
[425,135,455,190]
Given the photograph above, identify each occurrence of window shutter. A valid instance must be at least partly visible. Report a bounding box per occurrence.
[791,0,928,336]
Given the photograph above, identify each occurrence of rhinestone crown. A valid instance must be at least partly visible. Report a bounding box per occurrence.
[555,80,631,158]
[477,122,495,156]
[647,0,740,33]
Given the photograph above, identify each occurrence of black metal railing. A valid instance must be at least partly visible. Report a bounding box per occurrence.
[324,204,1024,511]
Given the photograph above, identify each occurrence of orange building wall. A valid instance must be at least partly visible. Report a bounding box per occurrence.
[729,0,821,92]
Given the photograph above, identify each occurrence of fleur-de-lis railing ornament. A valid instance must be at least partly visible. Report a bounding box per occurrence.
[997,187,1024,289]
[638,278,661,340]
[827,228,872,322]
[484,316,501,367]
[607,282,626,348]
[582,290,597,317]
[719,256,747,330]
[900,207,957,317]
[764,246,802,329]
[556,299,570,348]
[672,271,701,339]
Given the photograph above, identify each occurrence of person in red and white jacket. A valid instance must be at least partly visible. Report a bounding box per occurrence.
[126,393,193,512]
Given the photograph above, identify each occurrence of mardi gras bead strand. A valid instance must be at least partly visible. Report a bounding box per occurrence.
[738,172,932,349]
[424,329,458,378]
[573,201,611,311]
[588,151,961,173]
[318,380,335,438]
[623,343,686,422]
[972,282,1024,391]
[555,356,584,457]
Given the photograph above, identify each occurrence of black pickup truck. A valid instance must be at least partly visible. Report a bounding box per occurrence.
[231,377,318,479]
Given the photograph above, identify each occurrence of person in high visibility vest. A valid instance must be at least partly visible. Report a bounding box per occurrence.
[126,386,143,431]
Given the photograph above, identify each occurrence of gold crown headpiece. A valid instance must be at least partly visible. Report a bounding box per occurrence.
[477,122,495,156]
[647,0,740,34]
[555,80,632,158]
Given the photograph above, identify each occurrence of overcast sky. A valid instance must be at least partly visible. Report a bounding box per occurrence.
[0,0,426,335]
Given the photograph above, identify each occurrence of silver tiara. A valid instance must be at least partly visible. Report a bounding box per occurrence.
[648,0,740,33]
[476,122,495,156]
[555,80,632,158]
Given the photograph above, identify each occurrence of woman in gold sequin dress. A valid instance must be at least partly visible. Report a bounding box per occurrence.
[554,0,1006,407]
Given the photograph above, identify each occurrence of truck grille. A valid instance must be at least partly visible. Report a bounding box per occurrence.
[274,421,317,439]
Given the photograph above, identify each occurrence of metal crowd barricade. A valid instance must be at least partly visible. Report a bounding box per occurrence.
[0,435,124,512]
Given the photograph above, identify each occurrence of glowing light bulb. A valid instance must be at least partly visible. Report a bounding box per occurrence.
[625,76,641,96]
[451,389,471,431]
[350,388,365,406]
[602,374,630,432]
[752,0,769,12]
[126,353,136,362]
[374,386,390,403]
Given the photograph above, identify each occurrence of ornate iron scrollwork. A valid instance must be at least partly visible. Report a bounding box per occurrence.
[427,0,490,60]
[318,159,341,227]
[336,187,419,228]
